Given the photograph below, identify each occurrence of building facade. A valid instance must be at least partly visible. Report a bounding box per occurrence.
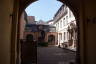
[24,16,57,45]
[53,5,77,51]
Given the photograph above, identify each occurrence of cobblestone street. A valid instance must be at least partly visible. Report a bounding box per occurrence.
[37,46,76,64]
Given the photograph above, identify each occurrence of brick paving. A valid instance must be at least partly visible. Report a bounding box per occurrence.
[37,46,76,64]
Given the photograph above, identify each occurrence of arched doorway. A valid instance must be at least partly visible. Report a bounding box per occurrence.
[11,0,81,64]
[48,35,55,45]
[25,34,35,40]
[25,34,34,41]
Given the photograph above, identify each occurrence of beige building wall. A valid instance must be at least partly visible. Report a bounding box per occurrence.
[0,0,13,64]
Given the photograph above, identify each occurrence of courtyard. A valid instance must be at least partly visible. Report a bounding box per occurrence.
[37,46,76,64]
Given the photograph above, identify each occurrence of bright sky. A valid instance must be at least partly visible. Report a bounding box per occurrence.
[25,0,62,21]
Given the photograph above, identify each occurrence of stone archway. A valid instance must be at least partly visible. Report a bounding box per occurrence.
[11,0,82,64]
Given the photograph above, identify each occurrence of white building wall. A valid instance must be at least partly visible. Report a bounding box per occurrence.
[53,6,76,51]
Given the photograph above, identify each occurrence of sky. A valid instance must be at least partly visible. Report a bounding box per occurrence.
[25,0,63,21]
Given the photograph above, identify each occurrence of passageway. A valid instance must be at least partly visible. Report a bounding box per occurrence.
[37,46,76,64]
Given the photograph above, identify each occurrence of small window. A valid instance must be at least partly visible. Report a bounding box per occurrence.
[64,32,65,40]
[66,16,68,25]
[60,33,62,40]
[63,18,65,26]
[60,20,62,28]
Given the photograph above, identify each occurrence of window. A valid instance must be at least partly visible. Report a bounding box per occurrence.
[67,32,69,40]
[57,23,58,30]
[60,33,62,40]
[60,20,62,28]
[63,18,65,26]
[64,32,65,40]
[58,23,59,29]
[66,16,68,25]
[66,32,67,40]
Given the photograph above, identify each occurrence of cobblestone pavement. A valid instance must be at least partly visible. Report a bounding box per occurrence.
[37,46,76,64]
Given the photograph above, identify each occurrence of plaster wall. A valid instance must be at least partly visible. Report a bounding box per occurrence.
[20,12,26,39]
